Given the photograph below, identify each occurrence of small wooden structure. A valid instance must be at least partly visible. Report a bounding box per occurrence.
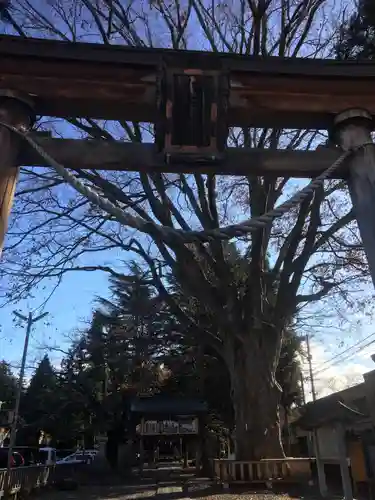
[0,463,81,498]
[213,457,314,485]
[129,396,207,469]
[295,396,375,500]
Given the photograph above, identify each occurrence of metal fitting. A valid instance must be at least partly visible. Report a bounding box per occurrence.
[0,89,36,128]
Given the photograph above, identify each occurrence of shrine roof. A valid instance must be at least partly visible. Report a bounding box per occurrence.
[130,396,208,415]
[295,384,371,430]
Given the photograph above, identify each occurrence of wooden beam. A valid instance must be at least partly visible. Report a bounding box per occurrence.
[2,35,375,129]
[0,95,34,257]
[18,137,344,179]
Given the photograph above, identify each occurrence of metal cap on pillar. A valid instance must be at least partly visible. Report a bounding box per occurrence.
[334,108,372,124]
[0,89,36,129]
[332,107,375,291]
[331,108,373,150]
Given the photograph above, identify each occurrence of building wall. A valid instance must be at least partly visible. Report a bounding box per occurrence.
[363,370,375,425]
[348,440,368,483]
[317,426,341,459]
[292,367,375,486]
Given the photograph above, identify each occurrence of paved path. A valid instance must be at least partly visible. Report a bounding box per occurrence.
[45,478,194,500]
[44,484,334,500]
[43,481,324,500]
[45,483,159,500]
[46,463,198,500]
[44,463,334,500]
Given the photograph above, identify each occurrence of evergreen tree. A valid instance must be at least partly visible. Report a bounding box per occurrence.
[52,275,168,450]
[277,331,304,414]
[336,0,375,60]
[0,361,17,409]
[54,338,97,447]
[49,261,304,456]
[21,355,58,444]
[98,263,174,395]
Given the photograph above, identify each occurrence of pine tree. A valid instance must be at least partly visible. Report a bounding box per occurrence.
[55,338,97,447]
[21,355,58,444]
[0,360,17,409]
[98,263,171,395]
[336,0,375,60]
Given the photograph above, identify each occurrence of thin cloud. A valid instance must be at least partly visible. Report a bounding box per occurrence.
[302,340,375,401]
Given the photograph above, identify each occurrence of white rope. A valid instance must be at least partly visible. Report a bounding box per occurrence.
[1,122,366,243]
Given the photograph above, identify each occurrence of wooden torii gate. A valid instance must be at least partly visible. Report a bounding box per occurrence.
[1,34,375,280]
[1,34,375,500]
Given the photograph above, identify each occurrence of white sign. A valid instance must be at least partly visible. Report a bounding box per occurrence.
[141,418,199,435]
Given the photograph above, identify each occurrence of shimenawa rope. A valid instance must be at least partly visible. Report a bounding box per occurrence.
[0,122,368,243]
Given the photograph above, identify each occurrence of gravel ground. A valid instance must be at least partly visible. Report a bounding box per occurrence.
[195,495,302,500]
[38,469,338,500]
[187,481,322,499]
[41,483,343,500]
[191,489,322,500]
[43,489,320,500]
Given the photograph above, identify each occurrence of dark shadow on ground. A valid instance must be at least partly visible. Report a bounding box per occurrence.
[44,485,343,500]
[39,484,158,500]
[35,464,343,500]
[37,481,348,500]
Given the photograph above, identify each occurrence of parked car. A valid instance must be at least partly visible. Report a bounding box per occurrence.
[12,451,25,467]
[12,447,40,466]
[77,449,98,459]
[56,450,96,465]
[39,447,57,465]
[0,448,25,468]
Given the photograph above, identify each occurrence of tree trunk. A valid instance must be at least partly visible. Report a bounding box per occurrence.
[227,338,285,460]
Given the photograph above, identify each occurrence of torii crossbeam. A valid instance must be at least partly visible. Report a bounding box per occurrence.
[1,35,375,292]
[1,35,375,129]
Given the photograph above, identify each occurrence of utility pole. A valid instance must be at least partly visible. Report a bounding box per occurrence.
[4,310,48,497]
[305,335,327,497]
[299,373,306,406]
[306,335,317,402]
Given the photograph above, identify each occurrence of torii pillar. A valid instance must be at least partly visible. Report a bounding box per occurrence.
[0,91,35,257]
[333,109,375,288]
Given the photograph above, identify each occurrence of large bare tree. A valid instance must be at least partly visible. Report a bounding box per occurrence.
[0,0,370,458]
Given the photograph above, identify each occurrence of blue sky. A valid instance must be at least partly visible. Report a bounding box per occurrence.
[0,266,109,372]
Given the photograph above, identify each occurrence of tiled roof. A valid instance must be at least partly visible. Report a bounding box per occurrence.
[130,396,208,415]
[295,387,370,430]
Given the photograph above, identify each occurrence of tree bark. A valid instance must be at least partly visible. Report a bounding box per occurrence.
[227,337,285,460]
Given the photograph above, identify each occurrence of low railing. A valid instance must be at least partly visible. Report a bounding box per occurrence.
[0,463,80,497]
[213,457,315,484]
